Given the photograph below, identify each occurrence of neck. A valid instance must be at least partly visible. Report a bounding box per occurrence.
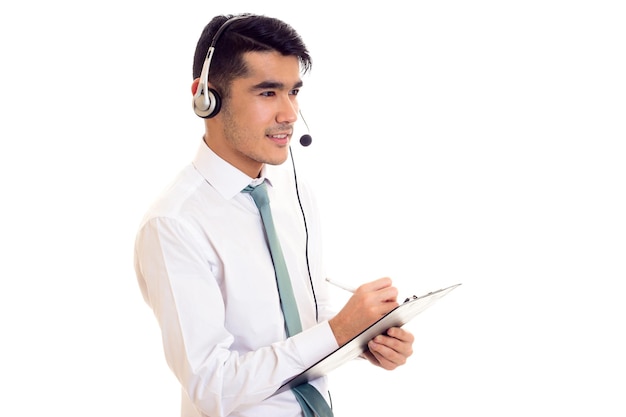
[202,135,264,179]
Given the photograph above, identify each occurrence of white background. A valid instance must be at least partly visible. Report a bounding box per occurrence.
[1,0,625,416]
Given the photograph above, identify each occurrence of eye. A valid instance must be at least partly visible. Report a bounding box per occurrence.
[290,88,300,96]
[260,91,276,97]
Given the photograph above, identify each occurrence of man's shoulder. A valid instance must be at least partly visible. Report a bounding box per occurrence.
[140,164,207,222]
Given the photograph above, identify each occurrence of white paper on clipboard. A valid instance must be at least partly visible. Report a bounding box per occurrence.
[277,283,462,393]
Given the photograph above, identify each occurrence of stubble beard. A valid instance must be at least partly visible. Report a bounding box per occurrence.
[221,106,290,167]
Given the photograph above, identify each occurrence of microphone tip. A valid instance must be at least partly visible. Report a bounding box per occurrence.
[299,134,312,147]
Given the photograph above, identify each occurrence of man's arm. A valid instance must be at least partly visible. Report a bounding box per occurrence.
[134,216,338,416]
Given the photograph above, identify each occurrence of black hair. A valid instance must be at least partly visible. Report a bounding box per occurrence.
[192,13,312,98]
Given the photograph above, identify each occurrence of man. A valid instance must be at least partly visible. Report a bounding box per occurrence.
[134,13,414,417]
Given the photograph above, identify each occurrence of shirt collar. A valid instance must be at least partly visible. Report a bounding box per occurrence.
[192,140,273,200]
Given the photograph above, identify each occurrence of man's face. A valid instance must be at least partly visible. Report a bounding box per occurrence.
[212,51,303,178]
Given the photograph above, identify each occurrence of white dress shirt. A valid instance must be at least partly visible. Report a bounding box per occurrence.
[134,141,339,417]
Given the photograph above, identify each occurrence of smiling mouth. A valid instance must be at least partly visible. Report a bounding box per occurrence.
[267,132,291,144]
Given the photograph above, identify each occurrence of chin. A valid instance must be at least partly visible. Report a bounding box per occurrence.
[264,149,290,166]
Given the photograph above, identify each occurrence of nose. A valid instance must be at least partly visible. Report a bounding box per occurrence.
[276,95,298,125]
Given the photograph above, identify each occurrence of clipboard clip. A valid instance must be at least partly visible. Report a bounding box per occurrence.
[403,295,418,303]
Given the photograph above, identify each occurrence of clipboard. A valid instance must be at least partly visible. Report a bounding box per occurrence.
[277,283,462,392]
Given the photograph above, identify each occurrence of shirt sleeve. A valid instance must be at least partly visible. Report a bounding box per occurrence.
[134,216,338,417]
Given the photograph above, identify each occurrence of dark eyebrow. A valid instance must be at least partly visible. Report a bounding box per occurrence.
[250,80,304,91]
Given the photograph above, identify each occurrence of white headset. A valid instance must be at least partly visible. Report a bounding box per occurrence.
[192,15,251,118]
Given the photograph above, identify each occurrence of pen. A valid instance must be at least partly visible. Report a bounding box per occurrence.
[325,277,357,293]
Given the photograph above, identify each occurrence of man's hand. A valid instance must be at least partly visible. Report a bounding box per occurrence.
[361,326,415,370]
[328,277,415,370]
[329,277,399,346]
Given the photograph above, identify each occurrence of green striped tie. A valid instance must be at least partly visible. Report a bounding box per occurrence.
[243,181,333,417]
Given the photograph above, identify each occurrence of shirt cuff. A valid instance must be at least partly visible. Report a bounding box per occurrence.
[291,321,339,369]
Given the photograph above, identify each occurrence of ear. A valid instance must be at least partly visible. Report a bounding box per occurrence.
[191,78,200,95]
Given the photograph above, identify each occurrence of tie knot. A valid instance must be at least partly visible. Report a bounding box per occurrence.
[242,181,269,209]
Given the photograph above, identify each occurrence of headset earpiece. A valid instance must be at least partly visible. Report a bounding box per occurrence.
[193,85,221,118]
